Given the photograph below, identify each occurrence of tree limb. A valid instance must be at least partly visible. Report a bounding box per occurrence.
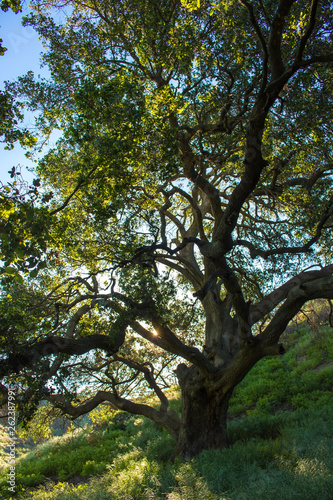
[48,390,180,441]
[112,354,169,412]
[295,0,320,63]
[239,0,269,90]
[0,329,126,376]
[234,199,333,260]
[150,318,217,376]
[258,273,333,346]
[250,264,333,324]
[268,0,296,81]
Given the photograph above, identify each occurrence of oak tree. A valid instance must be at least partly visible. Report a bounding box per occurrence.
[1,0,333,458]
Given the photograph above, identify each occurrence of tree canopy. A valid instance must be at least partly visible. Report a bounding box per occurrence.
[1,0,333,458]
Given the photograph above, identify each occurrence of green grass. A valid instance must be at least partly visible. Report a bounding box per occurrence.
[0,323,332,499]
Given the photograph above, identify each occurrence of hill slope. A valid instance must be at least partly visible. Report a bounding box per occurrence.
[0,322,332,499]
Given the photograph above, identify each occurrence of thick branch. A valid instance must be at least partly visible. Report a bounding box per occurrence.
[234,238,312,260]
[150,318,217,376]
[258,274,333,346]
[268,0,295,81]
[211,269,333,393]
[48,391,180,441]
[0,329,126,375]
[250,264,333,324]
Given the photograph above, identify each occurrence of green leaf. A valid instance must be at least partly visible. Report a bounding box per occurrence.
[29,269,38,278]
[4,266,16,275]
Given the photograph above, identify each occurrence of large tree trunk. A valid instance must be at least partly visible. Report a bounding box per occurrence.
[171,291,241,459]
[174,364,234,459]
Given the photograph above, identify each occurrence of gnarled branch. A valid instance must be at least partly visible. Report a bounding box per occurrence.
[48,390,180,441]
[250,264,333,324]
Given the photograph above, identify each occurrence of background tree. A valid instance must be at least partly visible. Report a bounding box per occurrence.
[1,0,333,458]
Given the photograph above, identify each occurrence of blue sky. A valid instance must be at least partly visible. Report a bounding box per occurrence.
[0,4,46,185]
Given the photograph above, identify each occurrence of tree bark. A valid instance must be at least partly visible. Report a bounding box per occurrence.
[174,364,233,459]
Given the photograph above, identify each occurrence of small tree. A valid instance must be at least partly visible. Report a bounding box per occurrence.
[1,0,333,458]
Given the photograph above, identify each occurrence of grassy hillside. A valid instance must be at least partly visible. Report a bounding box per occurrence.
[1,321,332,499]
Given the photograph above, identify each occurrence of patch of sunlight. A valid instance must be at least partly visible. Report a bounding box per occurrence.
[295,458,330,477]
